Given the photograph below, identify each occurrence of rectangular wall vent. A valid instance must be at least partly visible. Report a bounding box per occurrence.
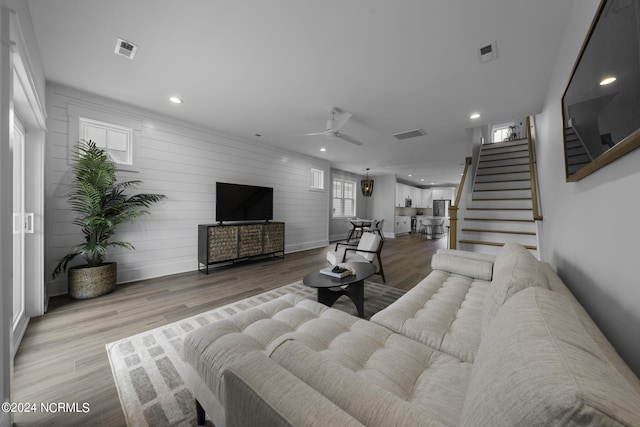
[478,41,497,63]
[114,38,138,59]
[393,129,426,140]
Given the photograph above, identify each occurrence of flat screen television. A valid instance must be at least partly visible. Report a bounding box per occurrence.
[216,182,273,222]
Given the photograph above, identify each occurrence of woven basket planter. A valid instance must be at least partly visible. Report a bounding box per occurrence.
[68,262,117,299]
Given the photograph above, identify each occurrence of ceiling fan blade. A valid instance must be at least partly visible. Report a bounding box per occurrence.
[335,132,362,146]
[294,131,328,136]
[333,111,352,132]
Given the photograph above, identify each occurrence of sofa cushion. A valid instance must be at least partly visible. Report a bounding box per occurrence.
[370,269,490,362]
[430,252,493,281]
[223,352,365,427]
[481,242,549,332]
[270,321,471,427]
[461,287,640,427]
[183,294,353,407]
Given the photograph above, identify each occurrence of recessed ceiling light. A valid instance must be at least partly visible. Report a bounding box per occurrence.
[430,182,435,185]
[169,96,183,104]
[470,113,481,119]
[600,76,616,86]
[320,147,326,152]
[420,179,425,182]
[408,174,412,177]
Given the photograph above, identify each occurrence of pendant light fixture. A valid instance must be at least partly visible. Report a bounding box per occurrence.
[361,168,374,197]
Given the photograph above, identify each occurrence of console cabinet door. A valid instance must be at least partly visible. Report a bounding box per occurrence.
[263,222,284,254]
[238,224,263,257]
[208,226,238,262]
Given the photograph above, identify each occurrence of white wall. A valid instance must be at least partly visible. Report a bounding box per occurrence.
[367,174,396,238]
[536,0,640,376]
[46,84,330,296]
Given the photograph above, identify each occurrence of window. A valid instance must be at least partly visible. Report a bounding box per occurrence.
[332,179,356,217]
[492,125,510,142]
[309,168,325,191]
[79,117,134,165]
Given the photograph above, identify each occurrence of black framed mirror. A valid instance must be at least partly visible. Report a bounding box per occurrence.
[561,0,640,182]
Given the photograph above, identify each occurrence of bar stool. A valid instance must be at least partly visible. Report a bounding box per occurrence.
[432,218,445,237]
[418,219,433,239]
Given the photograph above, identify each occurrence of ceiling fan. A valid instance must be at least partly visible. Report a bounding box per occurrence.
[298,107,363,146]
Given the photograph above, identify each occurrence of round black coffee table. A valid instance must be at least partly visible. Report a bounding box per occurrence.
[303,262,376,318]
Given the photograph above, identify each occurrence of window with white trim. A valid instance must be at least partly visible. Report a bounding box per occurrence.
[309,168,325,191]
[332,179,356,217]
[79,117,134,166]
[492,122,516,142]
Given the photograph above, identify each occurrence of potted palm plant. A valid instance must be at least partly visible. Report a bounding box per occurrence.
[52,140,166,299]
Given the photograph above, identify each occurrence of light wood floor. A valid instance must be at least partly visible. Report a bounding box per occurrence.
[12,234,446,426]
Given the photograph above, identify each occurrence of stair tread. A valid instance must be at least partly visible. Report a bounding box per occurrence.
[474,187,531,192]
[464,217,534,222]
[461,228,536,235]
[481,140,528,150]
[472,197,531,201]
[475,178,530,183]
[480,149,529,158]
[477,163,529,170]
[479,155,529,163]
[476,171,530,177]
[467,207,532,211]
[458,239,537,250]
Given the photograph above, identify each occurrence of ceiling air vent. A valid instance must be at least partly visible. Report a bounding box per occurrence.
[478,41,497,63]
[393,129,426,140]
[114,38,138,60]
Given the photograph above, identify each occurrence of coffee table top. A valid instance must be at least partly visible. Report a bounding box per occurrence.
[303,262,376,288]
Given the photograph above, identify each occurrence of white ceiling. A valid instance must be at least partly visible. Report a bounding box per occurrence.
[27,0,573,186]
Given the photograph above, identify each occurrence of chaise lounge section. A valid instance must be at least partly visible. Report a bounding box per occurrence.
[182,243,640,426]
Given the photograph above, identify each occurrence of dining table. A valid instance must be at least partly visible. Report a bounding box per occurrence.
[346,218,373,242]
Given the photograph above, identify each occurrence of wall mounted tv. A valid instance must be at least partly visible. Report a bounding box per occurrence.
[216,182,273,222]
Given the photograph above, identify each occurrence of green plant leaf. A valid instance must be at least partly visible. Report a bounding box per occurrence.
[51,140,166,278]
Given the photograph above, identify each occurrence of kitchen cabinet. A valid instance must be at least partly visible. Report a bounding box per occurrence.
[396,183,414,207]
[395,183,403,207]
[394,216,411,235]
[396,182,425,207]
[432,187,455,201]
[420,189,432,209]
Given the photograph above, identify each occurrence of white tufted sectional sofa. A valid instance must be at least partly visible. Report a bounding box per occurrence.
[182,243,640,426]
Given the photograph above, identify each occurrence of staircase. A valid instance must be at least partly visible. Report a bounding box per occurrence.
[458,138,539,257]
[564,126,592,175]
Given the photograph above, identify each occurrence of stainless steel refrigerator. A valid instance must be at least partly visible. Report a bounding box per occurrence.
[433,199,451,217]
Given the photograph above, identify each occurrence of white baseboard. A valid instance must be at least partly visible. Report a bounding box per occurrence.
[285,240,328,253]
[47,241,331,296]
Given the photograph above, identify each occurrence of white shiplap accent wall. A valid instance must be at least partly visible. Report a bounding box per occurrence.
[46,84,330,296]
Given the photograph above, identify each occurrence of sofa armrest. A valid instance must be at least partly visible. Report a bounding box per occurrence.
[431,252,493,281]
[436,248,496,264]
[223,352,364,427]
